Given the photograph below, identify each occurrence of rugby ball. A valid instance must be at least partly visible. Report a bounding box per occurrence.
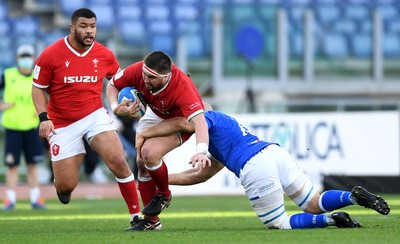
[117,87,147,118]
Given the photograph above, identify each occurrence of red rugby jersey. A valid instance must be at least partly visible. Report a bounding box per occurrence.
[111,61,204,121]
[33,37,119,128]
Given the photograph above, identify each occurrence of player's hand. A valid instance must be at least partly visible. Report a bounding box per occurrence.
[190,153,211,168]
[39,120,56,141]
[136,135,146,160]
[113,99,131,116]
[114,99,142,118]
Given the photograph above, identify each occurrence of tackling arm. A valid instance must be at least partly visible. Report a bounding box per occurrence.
[136,117,194,154]
[140,117,194,138]
[169,159,225,185]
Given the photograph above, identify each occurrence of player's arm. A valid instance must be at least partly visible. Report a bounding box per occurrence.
[137,117,194,155]
[140,117,194,138]
[106,77,140,117]
[32,85,55,140]
[32,86,48,114]
[169,159,224,185]
[189,113,211,168]
[105,78,120,110]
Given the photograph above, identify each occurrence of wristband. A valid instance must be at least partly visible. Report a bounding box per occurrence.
[196,143,209,154]
[39,112,49,123]
[111,101,118,113]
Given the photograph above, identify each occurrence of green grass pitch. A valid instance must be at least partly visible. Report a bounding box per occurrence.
[0,194,399,244]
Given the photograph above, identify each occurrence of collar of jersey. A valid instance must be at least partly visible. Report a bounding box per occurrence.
[64,36,94,57]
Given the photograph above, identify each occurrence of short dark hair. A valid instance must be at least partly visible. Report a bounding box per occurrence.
[71,8,96,23]
[144,51,172,73]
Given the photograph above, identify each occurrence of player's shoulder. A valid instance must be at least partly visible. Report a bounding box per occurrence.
[93,41,115,55]
[41,38,65,54]
[36,38,65,63]
[124,61,144,73]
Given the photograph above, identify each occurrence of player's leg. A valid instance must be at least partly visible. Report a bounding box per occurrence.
[135,156,160,229]
[139,134,181,216]
[127,134,181,231]
[83,140,108,184]
[52,155,84,204]
[132,107,180,220]
[48,119,88,204]
[246,145,360,229]
[87,123,140,228]
[133,107,161,219]
[280,153,390,215]
[24,128,47,209]
[2,129,22,210]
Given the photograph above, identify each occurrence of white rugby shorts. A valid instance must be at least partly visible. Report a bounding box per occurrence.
[239,144,306,200]
[49,108,117,161]
[136,107,163,133]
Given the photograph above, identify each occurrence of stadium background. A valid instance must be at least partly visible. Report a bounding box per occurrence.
[1,0,400,197]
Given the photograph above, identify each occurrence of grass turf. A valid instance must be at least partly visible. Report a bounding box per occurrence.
[0,195,399,244]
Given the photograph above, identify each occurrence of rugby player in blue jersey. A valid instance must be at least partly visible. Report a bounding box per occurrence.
[136,110,390,229]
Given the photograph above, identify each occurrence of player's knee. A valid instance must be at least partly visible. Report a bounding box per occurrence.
[251,192,289,229]
[104,156,131,177]
[303,193,322,213]
[286,175,318,212]
[140,146,156,163]
[55,181,76,194]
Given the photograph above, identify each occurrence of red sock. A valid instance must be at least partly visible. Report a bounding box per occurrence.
[117,176,140,215]
[146,160,170,197]
[145,215,159,221]
[138,178,156,206]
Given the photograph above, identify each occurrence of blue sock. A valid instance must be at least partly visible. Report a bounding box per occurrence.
[289,213,327,229]
[320,190,352,211]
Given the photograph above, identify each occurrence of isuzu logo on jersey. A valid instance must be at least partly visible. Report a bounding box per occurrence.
[63,76,98,83]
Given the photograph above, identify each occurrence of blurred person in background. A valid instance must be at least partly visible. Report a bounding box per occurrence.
[137,110,391,229]
[0,44,47,210]
[31,8,141,230]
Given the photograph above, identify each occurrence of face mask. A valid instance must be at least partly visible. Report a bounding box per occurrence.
[18,57,34,69]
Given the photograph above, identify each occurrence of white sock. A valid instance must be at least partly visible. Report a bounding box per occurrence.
[325,214,336,226]
[6,190,16,204]
[30,187,40,204]
[130,214,140,222]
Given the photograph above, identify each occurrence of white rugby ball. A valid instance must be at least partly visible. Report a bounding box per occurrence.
[117,87,147,118]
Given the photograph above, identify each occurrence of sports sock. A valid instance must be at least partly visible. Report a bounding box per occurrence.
[145,160,170,197]
[138,177,157,206]
[145,215,159,222]
[116,173,140,215]
[30,187,40,204]
[319,190,352,212]
[289,213,328,229]
[6,189,16,204]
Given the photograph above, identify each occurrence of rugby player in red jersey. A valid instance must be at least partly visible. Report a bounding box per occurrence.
[106,51,210,230]
[31,8,141,230]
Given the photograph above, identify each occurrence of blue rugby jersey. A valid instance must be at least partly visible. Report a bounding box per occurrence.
[205,111,277,177]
